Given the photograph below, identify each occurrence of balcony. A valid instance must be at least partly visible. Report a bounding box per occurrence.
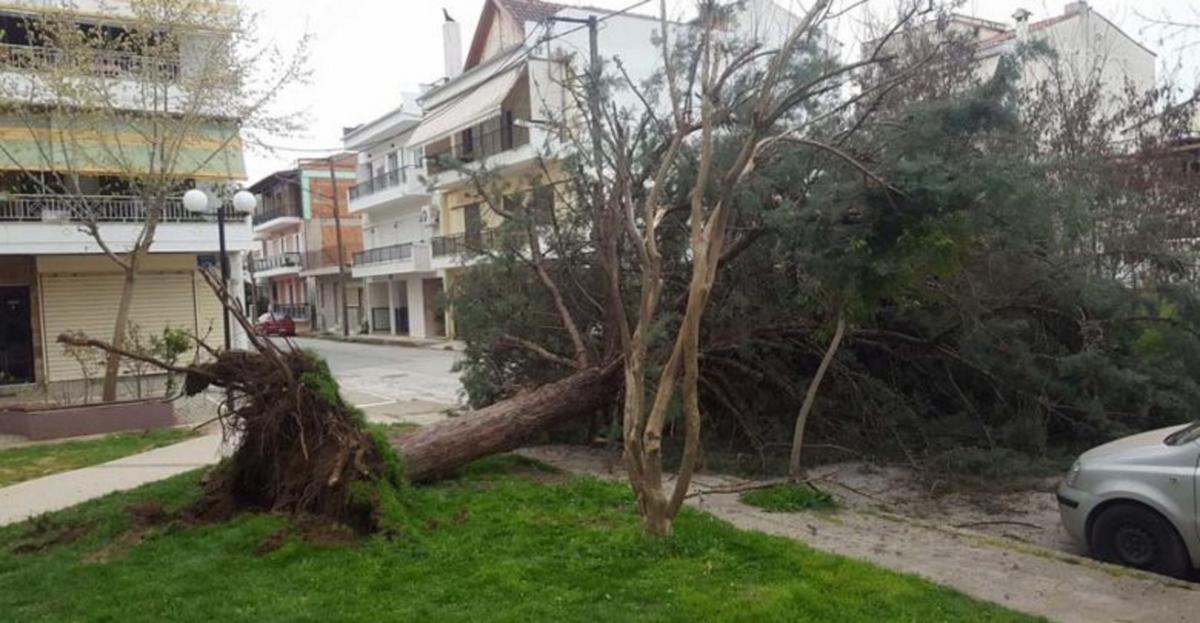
[427,117,531,176]
[0,193,255,255]
[348,168,430,213]
[0,194,201,223]
[251,252,303,278]
[354,242,412,266]
[252,206,303,235]
[0,42,181,81]
[431,230,499,257]
[351,241,432,278]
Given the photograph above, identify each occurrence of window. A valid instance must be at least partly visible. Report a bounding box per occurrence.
[501,110,516,150]
[459,128,475,159]
[388,151,402,183]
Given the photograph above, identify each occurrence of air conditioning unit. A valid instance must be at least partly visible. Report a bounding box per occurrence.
[418,205,439,225]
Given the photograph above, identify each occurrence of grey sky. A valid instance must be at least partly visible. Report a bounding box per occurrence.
[243,0,1197,183]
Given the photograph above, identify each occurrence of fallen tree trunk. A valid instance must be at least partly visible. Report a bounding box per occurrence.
[395,362,622,482]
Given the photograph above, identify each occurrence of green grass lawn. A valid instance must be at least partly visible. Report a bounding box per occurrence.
[0,428,196,488]
[0,456,1041,622]
[741,483,837,513]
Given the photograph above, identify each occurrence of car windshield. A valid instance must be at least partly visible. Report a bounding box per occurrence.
[1164,421,1200,446]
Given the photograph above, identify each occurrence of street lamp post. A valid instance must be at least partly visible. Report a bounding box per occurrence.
[184,188,256,351]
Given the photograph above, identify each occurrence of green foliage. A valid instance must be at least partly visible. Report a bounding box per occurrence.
[446,26,1200,486]
[0,466,1036,622]
[298,349,342,407]
[741,483,836,513]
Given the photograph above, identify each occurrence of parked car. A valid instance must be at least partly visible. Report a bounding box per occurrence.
[255,311,296,337]
[1058,422,1200,578]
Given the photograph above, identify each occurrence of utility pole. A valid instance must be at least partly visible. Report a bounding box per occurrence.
[544,14,605,181]
[328,157,351,337]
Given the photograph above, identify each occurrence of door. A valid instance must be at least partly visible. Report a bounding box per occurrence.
[0,286,34,384]
[464,203,483,249]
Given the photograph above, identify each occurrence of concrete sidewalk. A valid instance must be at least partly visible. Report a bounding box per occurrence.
[0,433,226,527]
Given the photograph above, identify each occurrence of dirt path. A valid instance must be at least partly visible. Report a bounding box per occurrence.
[518,445,1200,623]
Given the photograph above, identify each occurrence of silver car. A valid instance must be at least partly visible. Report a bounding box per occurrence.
[1058,422,1200,579]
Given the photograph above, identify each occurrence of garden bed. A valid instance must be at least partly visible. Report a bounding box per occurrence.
[0,400,175,441]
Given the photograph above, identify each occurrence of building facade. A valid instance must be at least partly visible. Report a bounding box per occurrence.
[248,155,360,334]
[0,0,251,387]
[343,97,448,339]
[341,0,799,340]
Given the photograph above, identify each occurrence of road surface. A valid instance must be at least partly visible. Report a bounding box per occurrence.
[282,337,464,424]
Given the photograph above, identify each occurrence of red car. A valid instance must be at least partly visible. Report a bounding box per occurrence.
[255,311,296,337]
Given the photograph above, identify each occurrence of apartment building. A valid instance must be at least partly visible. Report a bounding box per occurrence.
[974,2,1155,99]
[0,1,250,387]
[342,0,799,340]
[893,2,1155,115]
[248,155,359,334]
[342,97,447,339]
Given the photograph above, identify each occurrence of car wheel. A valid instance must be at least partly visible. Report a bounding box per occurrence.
[1090,503,1192,579]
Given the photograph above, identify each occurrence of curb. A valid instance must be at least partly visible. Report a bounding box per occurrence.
[298,333,465,352]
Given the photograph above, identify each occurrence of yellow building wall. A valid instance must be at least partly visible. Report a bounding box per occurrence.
[437,161,569,236]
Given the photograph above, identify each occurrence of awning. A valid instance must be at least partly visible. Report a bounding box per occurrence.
[407,66,523,147]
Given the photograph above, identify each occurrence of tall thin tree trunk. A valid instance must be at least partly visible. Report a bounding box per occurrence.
[788,313,846,481]
[101,266,137,402]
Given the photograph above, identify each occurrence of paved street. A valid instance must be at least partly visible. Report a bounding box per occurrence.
[281,337,464,424]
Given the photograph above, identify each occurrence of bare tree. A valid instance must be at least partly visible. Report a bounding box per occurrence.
[0,0,307,401]
[597,0,927,535]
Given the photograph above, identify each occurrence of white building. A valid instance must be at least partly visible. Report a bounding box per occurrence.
[0,0,251,388]
[341,0,802,340]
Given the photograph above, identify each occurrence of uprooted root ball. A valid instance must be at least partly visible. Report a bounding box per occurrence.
[185,349,410,535]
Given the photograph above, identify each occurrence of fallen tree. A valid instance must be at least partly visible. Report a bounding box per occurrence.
[394,361,621,482]
[57,270,618,529]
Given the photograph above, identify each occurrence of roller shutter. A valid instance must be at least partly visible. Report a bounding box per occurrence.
[40,270,219,382]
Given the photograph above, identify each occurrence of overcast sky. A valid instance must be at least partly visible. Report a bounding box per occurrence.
[242,0,1198,183]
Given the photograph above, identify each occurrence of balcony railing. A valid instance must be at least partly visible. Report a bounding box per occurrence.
[454,124,530,162]
[353,242,413,266]
[0,194,202,222]
[271,303,311,321]
[0,42,181,81]
[349,169,406,201]
[253,206,303,226]
[252,252,303,273]
[431,230,498,257]
[428,115,531,174]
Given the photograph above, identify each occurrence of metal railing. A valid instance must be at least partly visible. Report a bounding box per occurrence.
[0,42,181,81]
[0,193,202,222]
[252,252,303,272]
[271,303,311,321]
[253,206,302,226]
[428,115,531,174]
[349,168,406,200]
[431,230,498,257]
[353,242,413,266]
[454,123,530,162]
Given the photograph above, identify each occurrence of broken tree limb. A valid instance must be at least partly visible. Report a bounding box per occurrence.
[395,361,622,482]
